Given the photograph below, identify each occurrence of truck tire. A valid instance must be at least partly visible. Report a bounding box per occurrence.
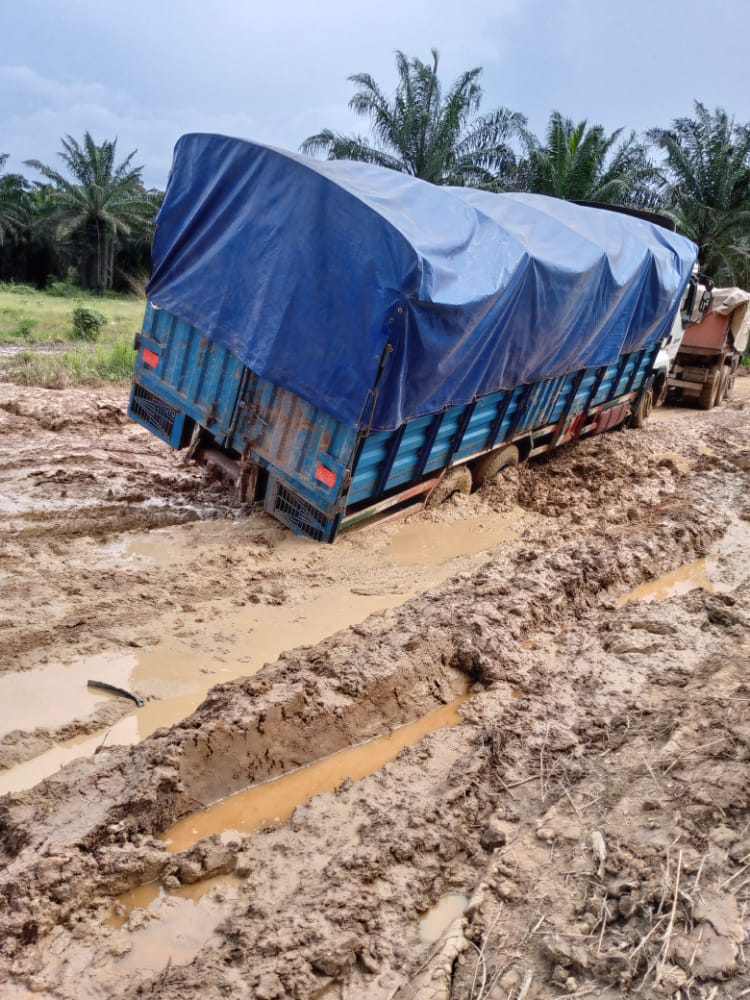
[470,444,520,490]
[725,367,737,401]
[718,366,730,402]
[426,465,473,507]
[630,385,654,428]
[697,373,719,410]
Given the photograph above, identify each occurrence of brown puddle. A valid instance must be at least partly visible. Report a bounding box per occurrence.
[418,893,469,942]
[162,696,469,854]
[0,726,131,797]
[110,879,237,970]
[109,874,236,930]
[383,512,521,566]
[618,515,750,607]
[3,504,527,795]
[0,651,136,740]
[618,558,716,606]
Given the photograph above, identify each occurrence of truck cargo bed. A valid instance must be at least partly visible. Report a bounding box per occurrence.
[130,304,658,541]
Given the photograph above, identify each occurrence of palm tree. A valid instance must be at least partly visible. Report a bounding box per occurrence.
[301,49,528,187]
[648,102,750,285]
[26,133,153,292]
[523,111,658,206]
[0,154,30,245]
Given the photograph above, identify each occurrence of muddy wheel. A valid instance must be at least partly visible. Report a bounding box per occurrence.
[630,385,654,429]
[718,366,731,403]
[470,444,520,490]
[426,465,472,507]
[697,372,719,410]
[725,367,736,401]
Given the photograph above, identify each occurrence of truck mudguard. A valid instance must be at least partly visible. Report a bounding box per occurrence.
[147,134,697,432]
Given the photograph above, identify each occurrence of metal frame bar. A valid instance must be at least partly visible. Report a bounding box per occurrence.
[443,398,478,469]
[549,370,586,449]
[372,422,407,499]
[504,383,535,441]
[623,349,646,395]
[585,364,608,411]
[412,409,446,481]
[485,389,514,451]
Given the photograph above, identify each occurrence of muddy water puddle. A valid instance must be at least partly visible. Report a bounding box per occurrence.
[419,893,469,942]
[111,880,236,971]
[619,558,717,605]
[619,516,750,606]
[110,697,468,932]
[163,696,468,853]
[110,874,237,930]
[383,511,521,565]
[4,508,525,794]
[0,651,136,739]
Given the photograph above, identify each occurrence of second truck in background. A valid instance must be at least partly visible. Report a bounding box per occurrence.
[667,287,750,409]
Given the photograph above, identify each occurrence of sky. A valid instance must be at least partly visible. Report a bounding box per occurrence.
[1,0,749,189]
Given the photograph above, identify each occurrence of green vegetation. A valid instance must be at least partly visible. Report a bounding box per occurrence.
[25,133,157,293]
[0,285,143,342]
[649,102,750,287]
[0,285,143,385]
[301,49,529,186]
[0,154,30,244]
[522,112,657,205]
[71,304,107,341]
[3,336,135,388]
[302,52,750,285]
[0,67,749,399]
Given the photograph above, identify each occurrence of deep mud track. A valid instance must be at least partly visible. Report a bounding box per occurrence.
[1,379,750,1000]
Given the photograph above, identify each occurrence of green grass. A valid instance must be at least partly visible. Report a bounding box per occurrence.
[0,282,144,386]
[3,337,136,388]
[0,283,144,344]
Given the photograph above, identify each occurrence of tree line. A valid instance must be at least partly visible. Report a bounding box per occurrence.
[2,49,750,294]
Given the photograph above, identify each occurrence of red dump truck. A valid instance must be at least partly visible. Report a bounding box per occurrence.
[667,287,750,409]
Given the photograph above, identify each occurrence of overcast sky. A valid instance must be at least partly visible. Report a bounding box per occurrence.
[2,0,749,189]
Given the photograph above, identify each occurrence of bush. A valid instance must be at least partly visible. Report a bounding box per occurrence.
[45,277,76,297]
[15,316,37,338]
[71,305,106,341]
[0,281,37,295]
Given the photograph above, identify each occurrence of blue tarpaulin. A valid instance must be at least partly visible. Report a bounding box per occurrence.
[147,134,698,431]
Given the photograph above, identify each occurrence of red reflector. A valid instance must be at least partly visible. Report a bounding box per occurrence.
[142,348,159,369]
[315,464,337,488]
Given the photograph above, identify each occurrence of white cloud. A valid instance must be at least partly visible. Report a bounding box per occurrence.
[1,0,749,188]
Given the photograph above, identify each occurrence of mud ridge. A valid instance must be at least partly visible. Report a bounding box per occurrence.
[0,494,721,977]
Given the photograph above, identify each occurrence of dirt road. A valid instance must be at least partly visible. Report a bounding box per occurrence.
[1,378,749,999]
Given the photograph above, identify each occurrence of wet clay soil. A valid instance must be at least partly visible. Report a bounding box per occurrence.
[1,377,750,999]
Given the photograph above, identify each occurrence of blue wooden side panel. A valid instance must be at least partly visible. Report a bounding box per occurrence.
[129,304,658,540]
[347,347,656,507]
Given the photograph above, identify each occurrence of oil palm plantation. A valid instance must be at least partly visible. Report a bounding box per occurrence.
[26,133,154,292]
[301,49,528,186]
[648,102,750,285]
[0,153,30,245]
[522,111,658,206]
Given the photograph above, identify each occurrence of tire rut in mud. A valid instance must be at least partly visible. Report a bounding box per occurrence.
[0,491,726,996]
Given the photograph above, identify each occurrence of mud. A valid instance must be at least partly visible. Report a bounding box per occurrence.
[1,377,750,998]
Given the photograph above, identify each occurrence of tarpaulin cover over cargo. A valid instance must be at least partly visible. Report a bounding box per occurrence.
[147,133,698,432]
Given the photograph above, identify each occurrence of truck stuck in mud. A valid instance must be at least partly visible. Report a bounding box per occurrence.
[128,133,698,541]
